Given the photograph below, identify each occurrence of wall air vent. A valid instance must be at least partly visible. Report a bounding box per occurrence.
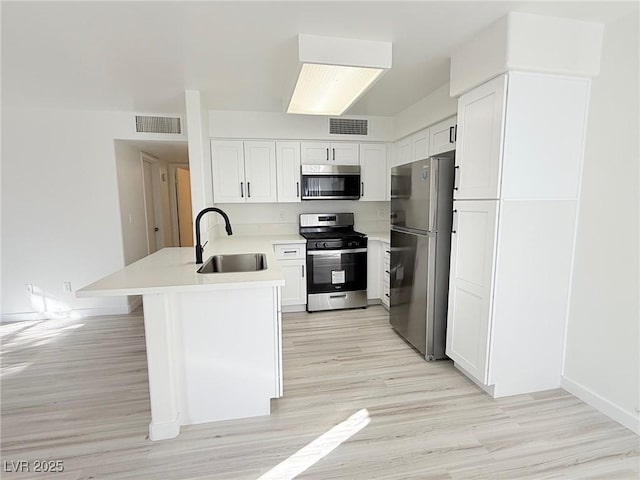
[329,118,368,136]
[135,115,182,134]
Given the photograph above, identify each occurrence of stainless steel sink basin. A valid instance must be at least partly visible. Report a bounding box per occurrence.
[197,253,267,274]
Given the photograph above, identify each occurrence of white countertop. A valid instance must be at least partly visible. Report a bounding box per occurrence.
[78,235,306,297]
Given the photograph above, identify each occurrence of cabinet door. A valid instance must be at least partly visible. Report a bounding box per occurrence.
[211,140,245,203]
[279,260,306,306]
[331,143,359,165]
[276,142,301,203]
[359,143,387,201]
[446,200,499,384]
[395,136,413,167]
[301,142,330,164]
[385,144,392,201]
[455,75,507,200]
[367,240,380,300]
[412,128,430,161]
[381,242,390,308]
[430,116,457,156]
[244,141,277,203]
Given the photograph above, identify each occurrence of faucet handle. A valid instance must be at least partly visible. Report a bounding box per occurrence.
[202,240,208,250]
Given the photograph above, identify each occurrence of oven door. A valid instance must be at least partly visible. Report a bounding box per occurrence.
[306,248,367,294]
[301,165,361,200]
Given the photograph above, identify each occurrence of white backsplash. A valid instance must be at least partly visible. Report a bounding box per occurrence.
[212,201,390,237]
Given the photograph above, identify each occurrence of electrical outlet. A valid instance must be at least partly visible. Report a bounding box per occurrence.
[63,282,72,293]
[25,284,33,293]
[279,211,286,222]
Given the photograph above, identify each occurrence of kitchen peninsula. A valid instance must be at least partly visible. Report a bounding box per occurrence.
[77,236,300,440]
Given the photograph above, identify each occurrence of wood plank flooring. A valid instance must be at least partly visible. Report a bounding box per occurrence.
[1,306,638,479]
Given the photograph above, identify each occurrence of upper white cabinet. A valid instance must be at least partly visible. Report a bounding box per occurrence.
[446,72,592,398]
[393,136,413,167]
[411,127,430,161]
[430,116,457,156]
[454,75,507,200]
[211,140,277,203]
[301,142,359,165]
[359,143,387,202]
[211,140,245,203]
[276,142,301,203]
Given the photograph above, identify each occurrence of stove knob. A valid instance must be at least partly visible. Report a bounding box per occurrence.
[323,242,328,248]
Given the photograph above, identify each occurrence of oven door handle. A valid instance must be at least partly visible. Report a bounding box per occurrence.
[307,248,367,255]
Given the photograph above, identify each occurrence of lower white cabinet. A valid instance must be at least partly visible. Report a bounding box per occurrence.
[381,242,390,309]
[367,240,381,300]
[446,200,499,385]
[273,242,306,309]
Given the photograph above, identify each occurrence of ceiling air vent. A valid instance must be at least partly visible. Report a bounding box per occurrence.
[135,115,182,134]
[329,118,368,136]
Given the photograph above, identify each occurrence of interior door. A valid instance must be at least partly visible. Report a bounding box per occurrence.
[142,159,158,254]
[175,167,193,247]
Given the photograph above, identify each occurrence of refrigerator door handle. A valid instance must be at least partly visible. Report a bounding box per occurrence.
[428,159,439,232]
[425,234,438,358]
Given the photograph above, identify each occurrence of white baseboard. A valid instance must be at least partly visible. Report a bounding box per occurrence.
[1,299,143,323]
[282,304,306,313]
[561,376,639,435]
[148,417,181,441]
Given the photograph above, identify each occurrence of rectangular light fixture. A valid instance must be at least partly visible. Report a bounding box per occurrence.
[286,35,392,116]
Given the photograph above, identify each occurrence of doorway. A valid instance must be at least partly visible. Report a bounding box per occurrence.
[142,157,160,254]
[175,166,193,246]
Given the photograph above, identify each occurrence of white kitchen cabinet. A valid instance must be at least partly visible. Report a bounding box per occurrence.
[367,240,380,300]
[412,127,430,161]
[454,75,507,200]
[385,144,392,201]
[211,140,277,203]
[273,242,306,310]
[301,142,359,165]
[359,143,387,201]
[211,140,245,203]
[381,242,390,309]
[446,72,591,397]
[393,136,413,167]
[430,116,457,155]
[446,200,498,384]
[276,142,301,203]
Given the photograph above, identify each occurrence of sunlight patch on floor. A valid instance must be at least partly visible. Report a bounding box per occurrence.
[256,408,371,480]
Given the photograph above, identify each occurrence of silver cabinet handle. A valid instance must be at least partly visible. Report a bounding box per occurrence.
[330,294,347,299]
[301,265,305,277]
[296,181,300,197]
[284,250,296,254]
[240,182,244,198]
[332,148,335,161]
[326,148,329,161]
[247,182,251,198]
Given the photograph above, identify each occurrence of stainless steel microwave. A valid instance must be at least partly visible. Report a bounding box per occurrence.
[300,165,361,200]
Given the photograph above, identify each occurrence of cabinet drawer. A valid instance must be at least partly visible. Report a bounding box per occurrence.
[274,244,306,260]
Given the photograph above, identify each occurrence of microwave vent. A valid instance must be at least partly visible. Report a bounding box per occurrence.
[135,115,182,134]
[329,118,368,136]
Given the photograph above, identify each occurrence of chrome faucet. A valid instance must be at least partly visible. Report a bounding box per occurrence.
[194,207,233,264]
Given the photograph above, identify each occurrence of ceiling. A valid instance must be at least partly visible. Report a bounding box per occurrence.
[2,1,634,117]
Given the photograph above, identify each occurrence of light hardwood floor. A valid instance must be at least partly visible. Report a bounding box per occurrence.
[1,306,638,479]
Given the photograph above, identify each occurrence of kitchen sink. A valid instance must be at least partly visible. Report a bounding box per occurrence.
[197,253,267,274]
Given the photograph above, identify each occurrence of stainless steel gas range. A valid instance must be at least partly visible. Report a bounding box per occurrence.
[299,213,368,312]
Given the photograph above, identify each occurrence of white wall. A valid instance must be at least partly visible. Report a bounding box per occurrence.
[1,107,185,319]
[211,201,390,238]
[209,110,394,142]
[393,83,457,140]
[562,10,640,434]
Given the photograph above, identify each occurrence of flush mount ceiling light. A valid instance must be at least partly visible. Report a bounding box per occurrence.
[286,34,392,116]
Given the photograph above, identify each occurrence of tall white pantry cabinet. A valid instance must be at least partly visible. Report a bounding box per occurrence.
[446,72,590,397]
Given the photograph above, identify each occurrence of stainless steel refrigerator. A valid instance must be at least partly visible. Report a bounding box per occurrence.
[389,153,455,360]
